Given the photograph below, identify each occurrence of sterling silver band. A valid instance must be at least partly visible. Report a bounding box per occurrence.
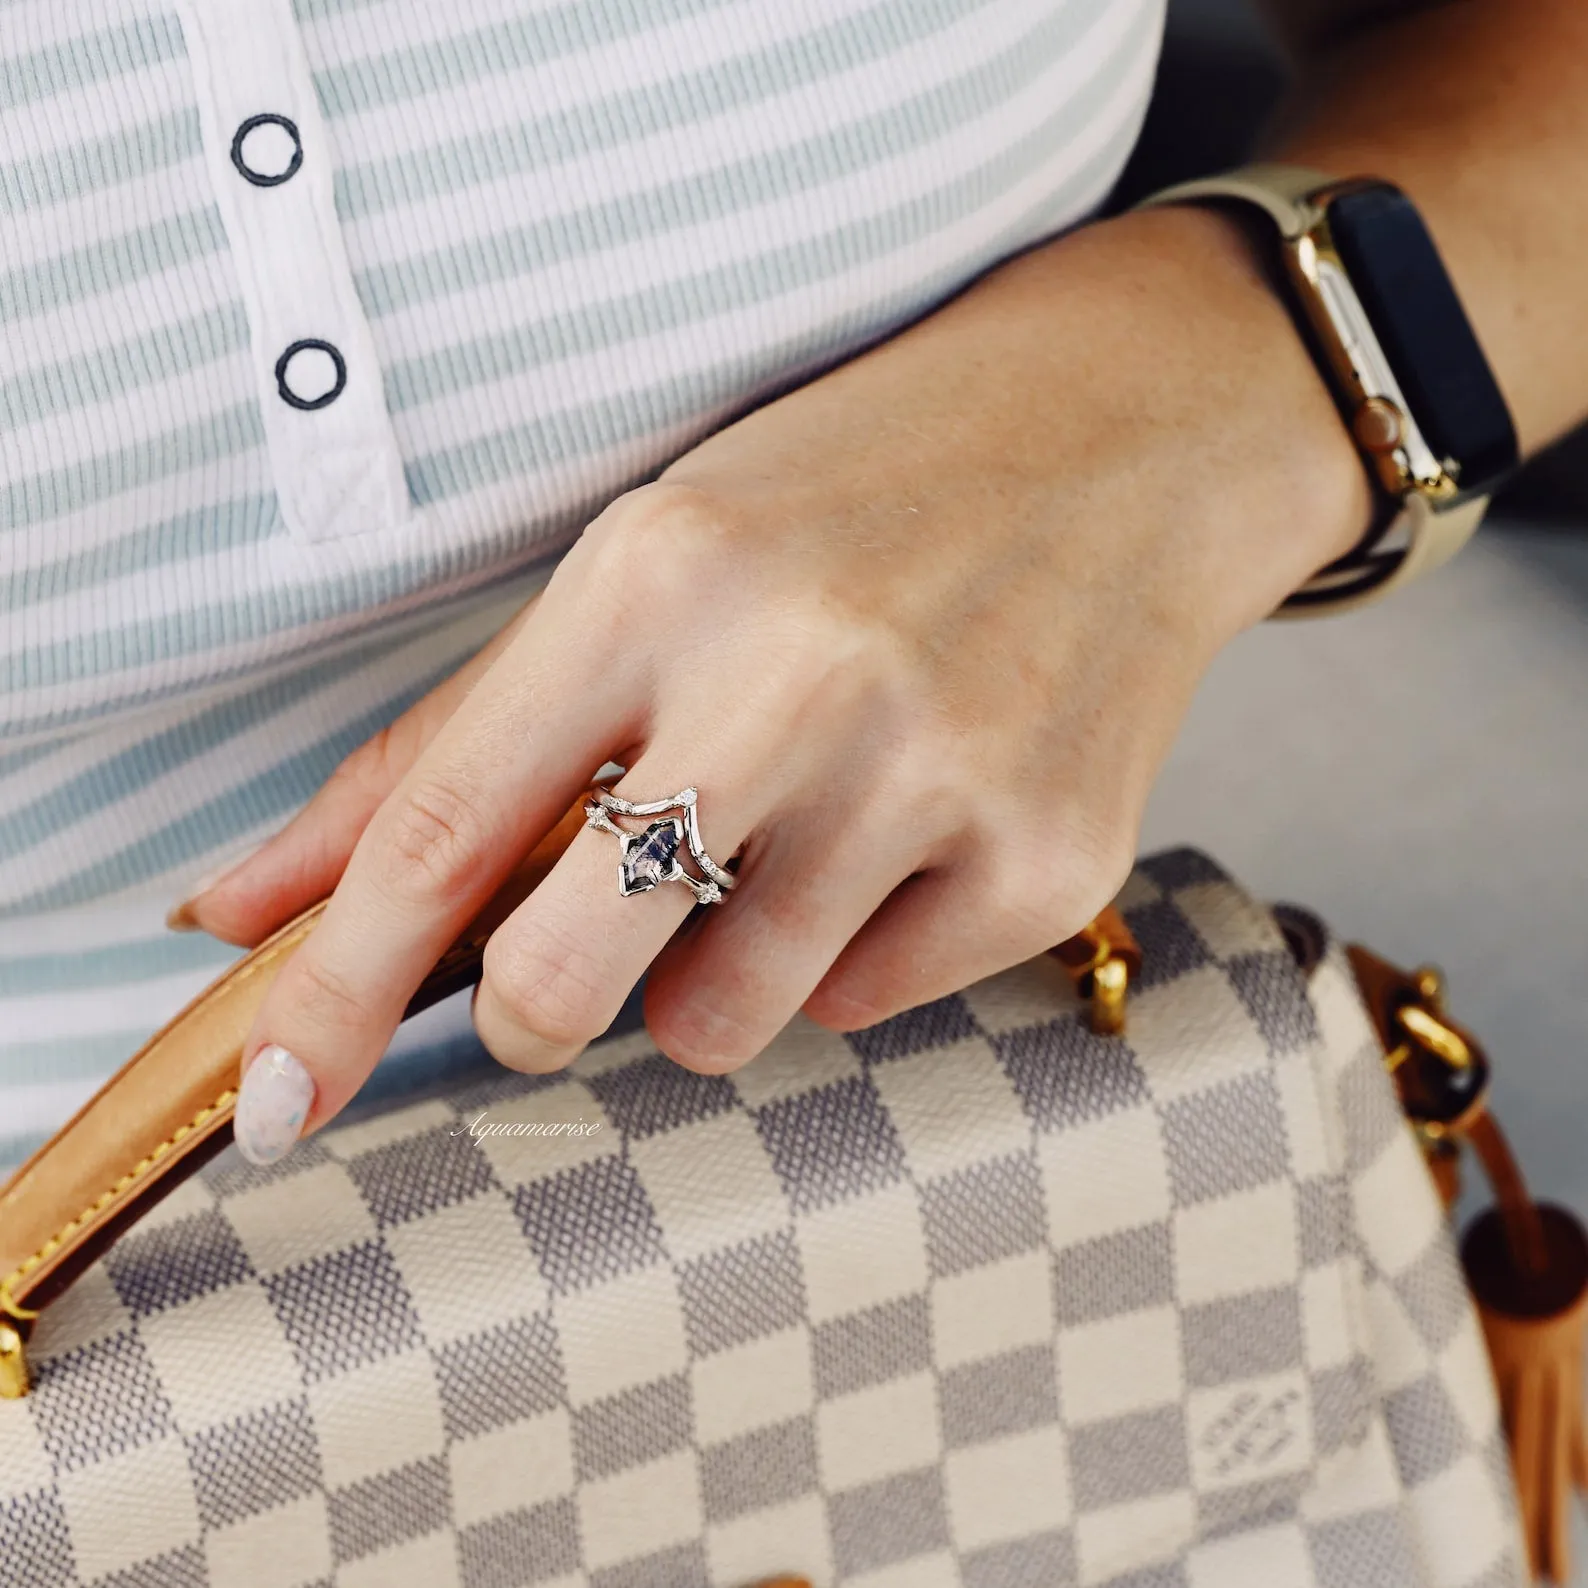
[583,786,737,905]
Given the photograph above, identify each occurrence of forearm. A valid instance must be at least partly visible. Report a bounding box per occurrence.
[1262,0,1588,456]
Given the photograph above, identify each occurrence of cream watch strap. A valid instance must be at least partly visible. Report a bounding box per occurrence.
[1137,163,1491,619]
[1140,162,1330,238]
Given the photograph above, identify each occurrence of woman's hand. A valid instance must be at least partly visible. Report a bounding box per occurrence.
[185,205,1371,1164]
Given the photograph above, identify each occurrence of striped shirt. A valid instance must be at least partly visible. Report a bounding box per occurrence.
[0,0,1164,1169]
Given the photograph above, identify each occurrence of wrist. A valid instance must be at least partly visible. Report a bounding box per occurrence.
[1037,203,1379,623]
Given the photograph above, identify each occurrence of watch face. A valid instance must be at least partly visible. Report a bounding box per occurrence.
[1325,185,1518,494]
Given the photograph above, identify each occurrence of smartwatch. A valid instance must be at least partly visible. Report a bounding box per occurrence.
[1138,164,1519,617]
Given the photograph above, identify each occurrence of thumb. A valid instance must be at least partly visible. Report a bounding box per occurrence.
[167,597,540,947]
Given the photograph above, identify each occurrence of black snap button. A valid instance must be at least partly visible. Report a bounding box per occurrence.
[231,113,303,188]
[275,339,347,411]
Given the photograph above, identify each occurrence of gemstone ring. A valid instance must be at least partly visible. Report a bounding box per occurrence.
[582,786,737,906]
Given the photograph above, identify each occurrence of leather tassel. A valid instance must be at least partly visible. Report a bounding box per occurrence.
[1459,1116,1588,1585]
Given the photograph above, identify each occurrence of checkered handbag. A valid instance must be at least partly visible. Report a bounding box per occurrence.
[0,849,1528,1588]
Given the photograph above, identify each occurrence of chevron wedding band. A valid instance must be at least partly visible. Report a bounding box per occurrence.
[582,786,738,906]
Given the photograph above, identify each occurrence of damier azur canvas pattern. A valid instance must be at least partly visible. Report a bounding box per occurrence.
[0,851,1526,1588]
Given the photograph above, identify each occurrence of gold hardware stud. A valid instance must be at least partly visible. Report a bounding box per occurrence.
[1091,955,1129,1036]
[1412,964,1447,1013]
[1396,1002,1474,1070]
[0,1319,29,1399]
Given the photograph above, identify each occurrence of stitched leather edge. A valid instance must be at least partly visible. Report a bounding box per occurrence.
[0,904,321,1316]
[0,1087,237,1315]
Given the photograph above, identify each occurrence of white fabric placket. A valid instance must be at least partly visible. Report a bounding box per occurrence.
[174,0,410,544]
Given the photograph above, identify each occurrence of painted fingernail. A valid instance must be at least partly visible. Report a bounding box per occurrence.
[166,838,269,932]
[234,1043,315,1165]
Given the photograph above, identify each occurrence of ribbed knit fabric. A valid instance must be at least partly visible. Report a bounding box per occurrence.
[0,0,1164,1168]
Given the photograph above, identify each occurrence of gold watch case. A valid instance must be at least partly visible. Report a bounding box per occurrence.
[1282,179,1463,513]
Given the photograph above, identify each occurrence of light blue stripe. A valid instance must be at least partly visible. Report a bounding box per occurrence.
[9,644,482,915]
[0,933,234,999]
[0,559,553,747]
[0,13,185,113]
[0,1024,230,1083]
[0,204,227,326]
[358,0,1114,325]
[406,52,1146,500]
[334,0,981,222]
[0,400,261,531]
[312,0,747,121]
[0,490,571,707]
[377,0,1119,403]
[0,493,276,614]
[0,735,87,780]
[0,601,479,873]
[0,106,201,216]
[292,0,384,19]
[0,1130,47,1176]
[0,301,248,433]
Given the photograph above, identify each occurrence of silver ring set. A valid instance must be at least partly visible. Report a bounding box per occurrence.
[583,786,737,906]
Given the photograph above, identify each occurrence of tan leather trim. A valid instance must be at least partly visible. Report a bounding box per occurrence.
[0,908,315,1318]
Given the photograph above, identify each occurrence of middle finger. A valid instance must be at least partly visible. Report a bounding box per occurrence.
[472,746,774,1073]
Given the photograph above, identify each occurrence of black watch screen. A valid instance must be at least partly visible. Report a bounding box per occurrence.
[1325,185,1518,496]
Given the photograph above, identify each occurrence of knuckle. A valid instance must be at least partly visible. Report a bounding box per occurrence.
[737,609,895,744]
[615,480,733,550]
[587,482,737,603]
[286,950,373,1037]
[986,818,1133,943]
[378,776,497,902]
[1063,814,1137,914]
[481,924,609,1050]
[863,724,964,822]
[983,852,1079,943]
[990,872,1060,943]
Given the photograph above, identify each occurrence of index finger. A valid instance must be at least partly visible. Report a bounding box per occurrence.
[232,595,639,1164]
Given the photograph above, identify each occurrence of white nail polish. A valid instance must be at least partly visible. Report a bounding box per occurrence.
[234,1043,315,1165]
